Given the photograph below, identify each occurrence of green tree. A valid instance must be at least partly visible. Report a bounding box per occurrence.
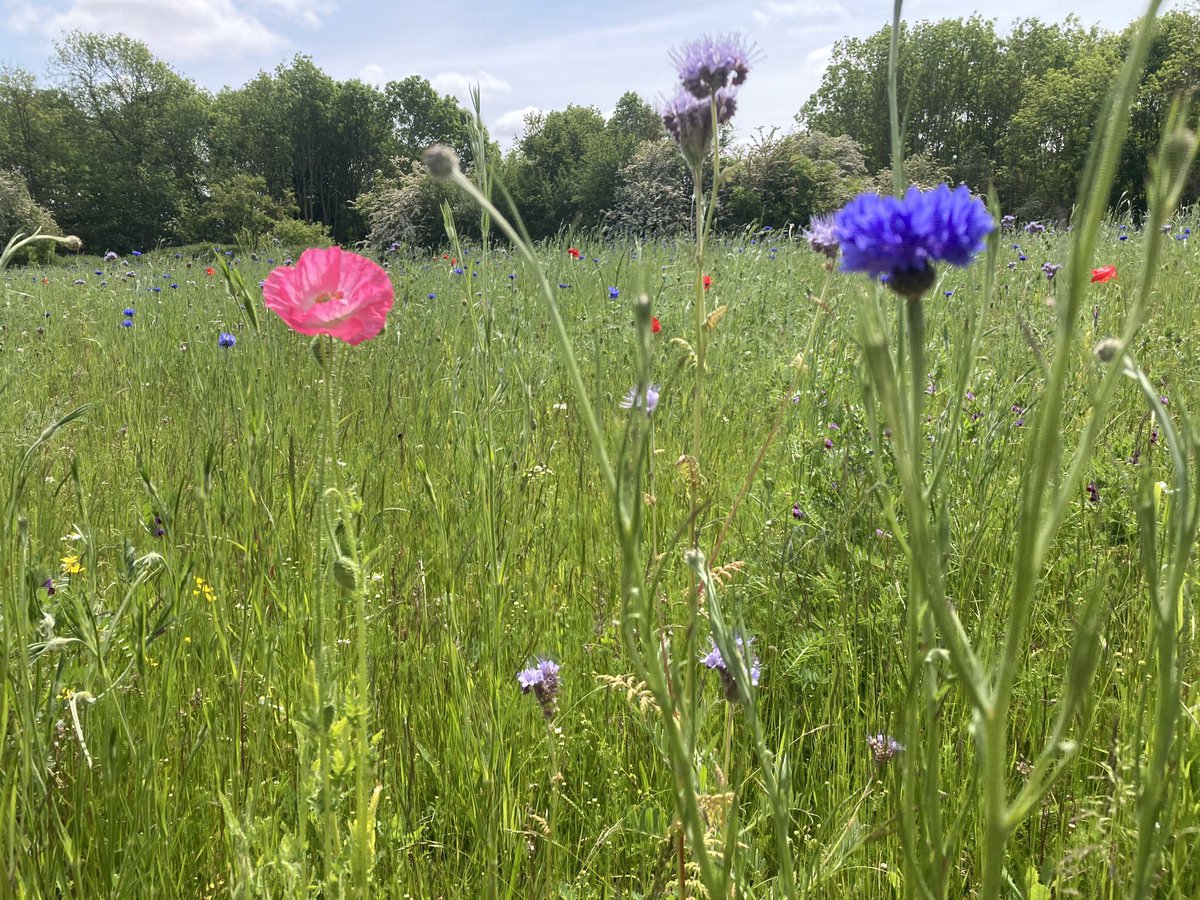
[384,76,473,166]
[49,31,210,249]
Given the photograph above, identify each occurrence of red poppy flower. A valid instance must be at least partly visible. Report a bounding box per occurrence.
[205,266,215,276]
[651,316,662,334]
[450,257,457,266]
[442,253,449,259]
[1090,265,1117,283]
[702,274,712,291]
[567,247,581,259]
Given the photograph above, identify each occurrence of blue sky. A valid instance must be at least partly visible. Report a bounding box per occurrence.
[0,0,1183,146]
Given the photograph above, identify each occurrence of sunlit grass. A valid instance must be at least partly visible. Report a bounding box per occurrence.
[1,220,1198,896]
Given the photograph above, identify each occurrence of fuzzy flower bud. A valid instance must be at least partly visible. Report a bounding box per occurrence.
[423,144,461,179]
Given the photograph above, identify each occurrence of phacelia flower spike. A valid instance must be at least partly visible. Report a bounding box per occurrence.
[517,657,561,718]
[670,34,754,98]
[702,635,761,702]
[661,87,737,169]
[835,184,995,301]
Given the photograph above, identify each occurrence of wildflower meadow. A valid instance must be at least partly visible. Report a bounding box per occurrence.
[3,2,1200,898]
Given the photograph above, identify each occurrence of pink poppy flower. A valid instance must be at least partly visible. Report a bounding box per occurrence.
[263,247,394,345]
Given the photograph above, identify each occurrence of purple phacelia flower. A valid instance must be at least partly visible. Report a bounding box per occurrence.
[804,215,839,261]
[517,657,561,718]
[834,185,994,300]
[867,733,903,764]
[621,384,660,414]
[661,86,737,168]
[1042,263,1061,280]
[702,635,761,702]
[670,33,753,98]
[1023,221,1045,235]
[1087,481,1100,504]
[1000,214,1016,229]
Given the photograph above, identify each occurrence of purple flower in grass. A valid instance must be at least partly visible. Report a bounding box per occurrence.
[517,658,561,719]
[218,332,236,348]
[621,384,660,415]
[867,733,903,764]
[835,185,994,301]
[670,33,753,98]
[703,635,760,703]
[1042,263,1061,280]
[123,307,135,317]
[43,577,55,596]
[120,319,133,328]
[104,251,118,262]
[661,87,737,168]
[804,215,839,261]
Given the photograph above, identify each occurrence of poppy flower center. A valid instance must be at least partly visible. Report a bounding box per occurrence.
[315,290,345,303]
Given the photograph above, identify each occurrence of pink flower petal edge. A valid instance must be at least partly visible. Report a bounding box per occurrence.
[262,246,395,346]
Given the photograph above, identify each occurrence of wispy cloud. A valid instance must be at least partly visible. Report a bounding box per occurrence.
[430,70,512,105]
[248,0,336,28]
[491,105,540,146]
[754,0,846,27]
[4,0,289,59]
[359,62,385,86]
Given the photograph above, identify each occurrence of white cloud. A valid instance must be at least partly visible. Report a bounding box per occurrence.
[5,0,288,58]
[359,62,384,86]
[754,0,845,26]
[490,105,540,146]
[430,70,512,105]
[248,0,336,28]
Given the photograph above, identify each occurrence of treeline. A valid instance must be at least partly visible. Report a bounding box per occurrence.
[1,13,1198,256]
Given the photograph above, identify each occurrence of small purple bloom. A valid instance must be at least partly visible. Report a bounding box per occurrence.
[1000,214,1016,229]
[517,657,561,718]
[608,286,620,299]
[1042,263,1061,280]
[123,307,135,317]
[661,87,737,168]
[791,503,804,520]
[43,577,55,596]
[621,384,660,414]
[670,33,753,98]
[131,250,142,257]
[218,332,236,348]
[104,251,118,262]
[120,319,133,328]
[702,634,760,702]
[867,733,903,764]
[1087,481,1100,504]
[804,215,839,260]
[1023,221,1045,235]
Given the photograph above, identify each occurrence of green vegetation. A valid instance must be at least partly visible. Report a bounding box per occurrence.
[0,205,1197,894]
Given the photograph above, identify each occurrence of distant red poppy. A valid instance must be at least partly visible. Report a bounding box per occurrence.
[442,253,449,259]
[567,247,581,259]
[651,316,662,334]
[205,266,215,276]
[1090,265,1117,283]
[702,274,712,291]
[450,257,457,266]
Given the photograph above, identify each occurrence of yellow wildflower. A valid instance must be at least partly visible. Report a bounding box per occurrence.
[60,554,84,575]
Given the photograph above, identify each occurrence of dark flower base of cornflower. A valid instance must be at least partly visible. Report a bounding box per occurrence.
[835,184,994,301]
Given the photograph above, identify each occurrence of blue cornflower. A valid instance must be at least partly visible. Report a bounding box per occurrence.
[1119,234,1129,241]
[131,250,142,257]
[427,292,436,299]
[834,184,995,300]
[608,286,620,299]
[661,86,737,168]
[120,319,133,328]
[218,332,236,348]
[671,34,753,98]
[517,657,561,718]
[452,266,464,275]
[702,635,761,702]
[123,307,135,317]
